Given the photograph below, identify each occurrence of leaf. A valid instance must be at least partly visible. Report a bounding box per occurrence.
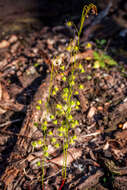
[50,148,82,166]
[93,51,100,60]
[95,39,100,44]
[107,59,117,66]
[99,61,106,68]
[100,39,106,45]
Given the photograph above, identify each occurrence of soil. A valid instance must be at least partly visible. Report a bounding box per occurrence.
[0,0,127,190]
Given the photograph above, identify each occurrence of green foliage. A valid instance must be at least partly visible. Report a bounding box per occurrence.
[93,51,117,69]
[95,39,107,49]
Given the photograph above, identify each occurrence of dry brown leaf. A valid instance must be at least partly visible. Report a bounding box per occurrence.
[9,35,18,44]
[0,107,6,114]
[70,49,93,63]
[77,170,104,190]
[0,83,10,101]
[1,167,19,187]
[0,59,8,69]
[79,90,89,113]
[50,148,82,167]
[0,40,10,49]
[2,87,10,100]
[0,100,23,112]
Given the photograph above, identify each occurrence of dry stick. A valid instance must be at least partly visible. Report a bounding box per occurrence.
[80,130,101,138]
[0,126,33,140]
[0,119,21,128]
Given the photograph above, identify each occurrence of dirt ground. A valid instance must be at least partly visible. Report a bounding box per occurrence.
[0,1,127,190]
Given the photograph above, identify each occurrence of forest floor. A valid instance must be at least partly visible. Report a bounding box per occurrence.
[0,2,127,190]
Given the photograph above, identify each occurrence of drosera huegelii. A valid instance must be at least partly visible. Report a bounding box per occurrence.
[31,3,97,189]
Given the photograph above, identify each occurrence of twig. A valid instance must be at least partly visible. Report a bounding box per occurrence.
[80,130,101,138]
[0,119,21,128]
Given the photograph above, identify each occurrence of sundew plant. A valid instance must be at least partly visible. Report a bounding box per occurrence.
[32,3,97,190]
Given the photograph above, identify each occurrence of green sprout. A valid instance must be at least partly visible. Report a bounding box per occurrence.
[93,51,117,69]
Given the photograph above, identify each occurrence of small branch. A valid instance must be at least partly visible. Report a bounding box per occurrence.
[0,119,21,128]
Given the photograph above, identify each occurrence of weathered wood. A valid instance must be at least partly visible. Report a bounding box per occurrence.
[1,74,51,189]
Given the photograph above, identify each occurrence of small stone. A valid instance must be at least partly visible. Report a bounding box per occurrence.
[0,40,10,49]
[87,106,96,119]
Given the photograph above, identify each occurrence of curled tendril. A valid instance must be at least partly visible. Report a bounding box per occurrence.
[78,4,97,45]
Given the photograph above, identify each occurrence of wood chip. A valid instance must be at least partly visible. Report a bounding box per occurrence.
[87,106,96,119]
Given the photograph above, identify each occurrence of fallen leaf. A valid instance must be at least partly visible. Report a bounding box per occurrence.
[70,49,93,63]
[79,91,89,113]
[0,107,6,114]
[0,40,10,49]
[9,35,18,44]
[50,148,82,167]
